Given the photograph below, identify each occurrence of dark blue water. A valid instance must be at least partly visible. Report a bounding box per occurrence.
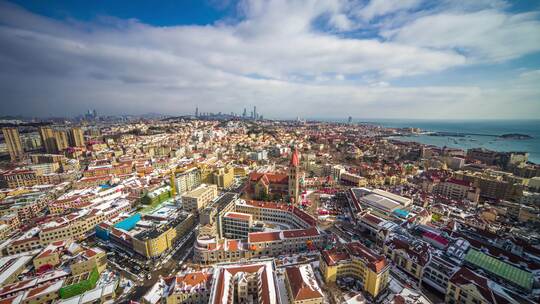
[368,119,540,164]
[315,118,540,164]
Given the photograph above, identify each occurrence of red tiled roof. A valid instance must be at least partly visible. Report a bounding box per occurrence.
[172,272,212,292]
[248,231,281,243]
[285,266,323,301]
[223,212,251,221]
[361,213,383,226]
[282,227,319,239]
[249,172,288,184]
[388,238,431,266]
[213,264,274,304]
[346,242,387,273]
[449,267,509,304]
[321,249,350,266]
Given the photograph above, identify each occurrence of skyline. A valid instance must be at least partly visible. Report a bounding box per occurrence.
[1,0,540,119]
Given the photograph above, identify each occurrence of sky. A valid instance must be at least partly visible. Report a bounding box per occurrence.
[0,0,540,119]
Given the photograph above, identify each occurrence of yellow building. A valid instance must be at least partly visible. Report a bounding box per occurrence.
[70,247,107,275]
[213,166,234,188]
[233,165,249,177]
[23,280,64,304]
[446,267,509,304]
[133,214,195,258]
[320,242,389,298]
[383,238,431,281]
[54,130,69,151]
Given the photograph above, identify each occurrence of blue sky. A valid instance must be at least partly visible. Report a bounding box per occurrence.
[8,0,235,26]
[0,0,539,119]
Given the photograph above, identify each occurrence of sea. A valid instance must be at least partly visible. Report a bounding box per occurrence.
[314,118,540,164]
[361,119,540,164]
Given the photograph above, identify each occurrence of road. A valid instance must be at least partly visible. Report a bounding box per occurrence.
[116,230,197,303]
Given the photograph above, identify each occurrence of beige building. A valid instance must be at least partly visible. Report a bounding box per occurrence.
[33,241,68,269]
[340,171,368,187]
[182,184,218,213]
[174,167,201,195]
[434,179,480,203]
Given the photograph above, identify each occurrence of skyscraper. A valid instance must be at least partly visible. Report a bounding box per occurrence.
[243,108,247,118]
[2,127,24,161]
[39,127,57,154]
[54,130,69,151]
[195,106,199,117]
[68,127,85,147]
[253,106,257,120]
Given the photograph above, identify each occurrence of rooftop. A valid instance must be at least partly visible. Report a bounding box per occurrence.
[464,249,533,290]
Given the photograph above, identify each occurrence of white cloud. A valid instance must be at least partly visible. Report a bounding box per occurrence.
[0,0,538,119]
[384,10,540,62]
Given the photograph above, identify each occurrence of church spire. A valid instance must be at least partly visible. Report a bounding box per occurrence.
[290,148,299,167]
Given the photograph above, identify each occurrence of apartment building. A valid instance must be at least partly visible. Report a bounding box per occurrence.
[383,237,432,282]
[433,179,480,203]
[2,127,24,161]
[152,270,213,304]
[174,167,201,195]
[221,212,253,240]
[208,260,281,304]
[212,166,234,188]
[70,247,107,275]
[182,184,218,213]
[285,264,324,304]
[320,242,390,298]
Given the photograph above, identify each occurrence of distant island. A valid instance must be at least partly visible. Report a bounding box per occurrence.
[499,133,533,139]
[421,131,533,140]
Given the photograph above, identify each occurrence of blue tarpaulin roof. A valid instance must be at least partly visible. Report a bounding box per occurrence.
[114,213,141,231]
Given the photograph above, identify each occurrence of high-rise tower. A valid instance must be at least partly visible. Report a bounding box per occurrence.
[2,128,23,161]
[39,127,57,154]
[288,148,300,204]
[68,127,85,147]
